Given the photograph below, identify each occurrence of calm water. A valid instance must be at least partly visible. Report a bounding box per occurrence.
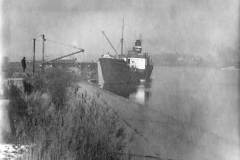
[102,66,240,160]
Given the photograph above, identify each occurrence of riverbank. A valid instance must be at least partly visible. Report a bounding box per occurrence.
[76,82,160,158]
[3,67,132,160]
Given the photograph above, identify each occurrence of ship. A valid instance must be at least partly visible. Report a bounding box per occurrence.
[99,21,153,84]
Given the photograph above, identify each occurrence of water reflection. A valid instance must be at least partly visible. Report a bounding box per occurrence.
[130,82,151,105]
[103,83,138,98]
[102,80,152,105]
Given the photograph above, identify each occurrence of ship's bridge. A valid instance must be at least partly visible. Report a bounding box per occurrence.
[122,53,148,70]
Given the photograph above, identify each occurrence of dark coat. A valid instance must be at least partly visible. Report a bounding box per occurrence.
[21,58,26,68]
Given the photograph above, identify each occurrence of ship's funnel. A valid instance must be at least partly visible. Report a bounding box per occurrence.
[134,40,142,53]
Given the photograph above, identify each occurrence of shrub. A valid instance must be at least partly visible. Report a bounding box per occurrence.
[30,67,77,109]
[7,67,130,160]
[7,84,28,142]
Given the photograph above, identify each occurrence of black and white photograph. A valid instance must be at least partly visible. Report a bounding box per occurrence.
[0,0,239,159]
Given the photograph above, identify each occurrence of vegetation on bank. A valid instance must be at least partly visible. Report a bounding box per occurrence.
[6,67,130,160]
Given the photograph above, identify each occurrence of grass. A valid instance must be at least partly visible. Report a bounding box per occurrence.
[6,67,131,160]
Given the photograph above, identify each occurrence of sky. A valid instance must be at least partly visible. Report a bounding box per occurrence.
[2,0,239,63]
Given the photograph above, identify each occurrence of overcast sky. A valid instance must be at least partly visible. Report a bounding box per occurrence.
[2,0,239,63]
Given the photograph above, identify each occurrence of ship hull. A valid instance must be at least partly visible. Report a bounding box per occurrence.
[99,58,153,84]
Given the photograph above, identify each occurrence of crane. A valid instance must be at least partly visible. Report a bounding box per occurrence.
[43,49,84,64]
[101,31,119,56]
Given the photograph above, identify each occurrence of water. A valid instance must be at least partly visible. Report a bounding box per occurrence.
[102,66,240,160]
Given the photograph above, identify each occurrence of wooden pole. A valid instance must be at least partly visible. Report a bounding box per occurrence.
[42,34,46,71]
[33,38,36,75]
[42,34,45,64]
[121,18,124,56]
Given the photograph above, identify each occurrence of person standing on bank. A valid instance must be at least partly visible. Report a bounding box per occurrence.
[21,57,26,72]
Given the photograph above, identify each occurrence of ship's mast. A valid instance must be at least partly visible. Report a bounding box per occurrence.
[120,18,124,56]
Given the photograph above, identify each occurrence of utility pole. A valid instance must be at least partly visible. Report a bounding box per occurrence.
[120,18,124,56]
[33,38,36,75]
[42,34,46,71]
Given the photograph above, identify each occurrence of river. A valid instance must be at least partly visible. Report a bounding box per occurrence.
[102,66,240,160]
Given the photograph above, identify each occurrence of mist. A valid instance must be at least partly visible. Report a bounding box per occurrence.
[1,1,240,159]
[2,0,239,64]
